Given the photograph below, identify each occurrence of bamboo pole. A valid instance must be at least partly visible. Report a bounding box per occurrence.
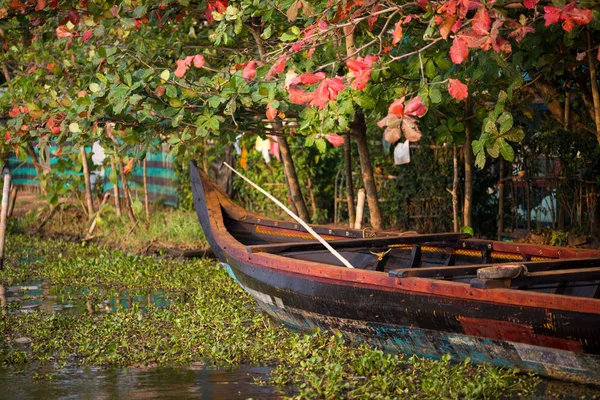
[0,168,10,269]
[446,145,460,233]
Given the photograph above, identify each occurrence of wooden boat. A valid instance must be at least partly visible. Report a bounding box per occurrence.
[190,161,600,385]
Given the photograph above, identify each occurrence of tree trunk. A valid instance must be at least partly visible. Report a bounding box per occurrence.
[277,136,310,222]
[463,98,474,228]
[143,158,150,221]
[587,30,600,144]
[117,158,136,224]
[450,145,460,232]
[110,156,122,217]
[344,135,356,228]
[0,169,11,269]
[353,113,383,230]
[8,185,18,218]
[80,147,95,220]
[498,159,505,240]
[25,143,47,195]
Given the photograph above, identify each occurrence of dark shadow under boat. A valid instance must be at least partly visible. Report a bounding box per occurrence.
[190,161,600,385]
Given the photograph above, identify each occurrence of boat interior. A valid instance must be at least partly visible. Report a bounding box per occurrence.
[223,208,600,299]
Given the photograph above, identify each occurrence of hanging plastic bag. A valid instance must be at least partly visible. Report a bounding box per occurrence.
[393,140,410,165]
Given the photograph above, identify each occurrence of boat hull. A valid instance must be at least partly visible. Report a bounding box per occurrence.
[222,257,600,385]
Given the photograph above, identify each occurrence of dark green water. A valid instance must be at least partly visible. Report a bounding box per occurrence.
[0,365,277,399]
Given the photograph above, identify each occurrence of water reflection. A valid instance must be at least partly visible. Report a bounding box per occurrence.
[2,281,176,315]
[0,365,279,400]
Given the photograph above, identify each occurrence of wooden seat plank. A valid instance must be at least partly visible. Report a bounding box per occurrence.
[247,232,470,254]
[471,267,600,289]
[389,258,600,278]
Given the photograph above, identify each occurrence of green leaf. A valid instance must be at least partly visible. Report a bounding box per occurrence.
[497,112,513,135]
[315,138,326,153]
[69,122,80,133]
[279,32,297,42]
[497,137,515,161]
[160,70,171,81]
[461,225,474,236]
[89,83,101,93]
[132,5,148,18]
[165,85,177,98]
[354,94,374,109]
[475,151,486,169]
[486,139,500,158]
[425,59,436,79]
[503,128,525,142]
[429,88,442,104]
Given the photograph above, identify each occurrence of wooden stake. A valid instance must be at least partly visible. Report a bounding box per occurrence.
[354,188,366,230]
[224,162,354,269]
[0,169,10,269]
[446,145,460,233]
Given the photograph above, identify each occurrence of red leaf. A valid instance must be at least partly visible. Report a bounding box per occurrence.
[242,61,257,81]
[440,15,457,40]
[8,107,20,118]
[193,54,205,68]
[544,3,593,32]
[404,97,427,117]
[288,86,314,105]
[56,25,73,39]
[174,58,191,78]
[388,97,405,118]
[392,21,403,45]
[296,72,326,85]
[450,36,469,64]
[325,133,344,147]
[5,131,11,142]
[448,79,468,101]
[524,0,538,9]
[35,0,46,11]
[402,119,422,142]
[68,9,80,25]
[576,52,586,61]
[205,0,228,23]
[472,7,490,36]
[265,56,286,80]
[123,159,134,174]
[507,25,535,43]
[368,4,382,30]
[384,127,401,143]
[597,47,600,62]
[266,103,277,121]
[311,78,345,109]
[81,30,93,42]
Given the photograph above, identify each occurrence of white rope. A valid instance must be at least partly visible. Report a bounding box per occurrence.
[223,162,355,269]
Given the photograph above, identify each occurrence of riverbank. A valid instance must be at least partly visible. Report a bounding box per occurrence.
[0,233,542,399]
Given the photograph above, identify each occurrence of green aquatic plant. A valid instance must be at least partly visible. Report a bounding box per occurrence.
[0,235,539,398]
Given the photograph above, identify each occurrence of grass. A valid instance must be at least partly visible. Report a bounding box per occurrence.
[0,234,540,399]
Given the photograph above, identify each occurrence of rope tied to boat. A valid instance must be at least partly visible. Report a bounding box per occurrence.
[369,248,392,261]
